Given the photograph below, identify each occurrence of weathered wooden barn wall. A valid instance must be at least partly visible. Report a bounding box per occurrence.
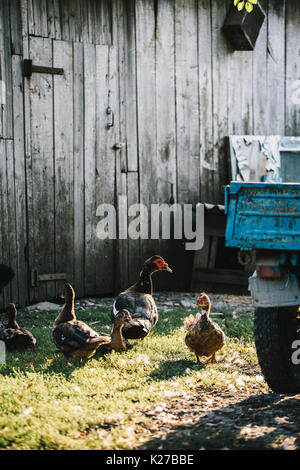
[0,0,299,306]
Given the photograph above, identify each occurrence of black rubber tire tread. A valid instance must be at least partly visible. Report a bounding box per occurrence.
[254,307,300,393]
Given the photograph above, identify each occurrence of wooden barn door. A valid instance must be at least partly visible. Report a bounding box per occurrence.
[24,37,118,302]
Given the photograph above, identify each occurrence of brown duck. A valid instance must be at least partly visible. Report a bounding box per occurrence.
[184,293,225,364]
[52,283,110,359]
[0,303,36,349]
[111,255,172,340]
[97,309,135,354]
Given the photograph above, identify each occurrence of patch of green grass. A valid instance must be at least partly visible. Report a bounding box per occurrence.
[0,304,265,449]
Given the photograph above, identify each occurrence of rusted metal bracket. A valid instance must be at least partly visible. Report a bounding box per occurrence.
[30,269,66,288]
[23,59,64,78]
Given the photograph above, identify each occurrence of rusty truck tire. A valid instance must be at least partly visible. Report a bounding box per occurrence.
[254,307,300,393]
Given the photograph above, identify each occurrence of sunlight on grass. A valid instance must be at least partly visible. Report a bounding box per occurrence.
[0,304,266,449]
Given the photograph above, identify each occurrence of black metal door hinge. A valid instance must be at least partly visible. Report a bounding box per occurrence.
[23,59,64,78]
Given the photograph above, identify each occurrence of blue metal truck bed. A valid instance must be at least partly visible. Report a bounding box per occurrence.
[224,182,300,251]
[224,181,300,393]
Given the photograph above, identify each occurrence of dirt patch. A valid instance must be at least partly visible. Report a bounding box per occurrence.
[136,365,300,450]
[155,292,254,315]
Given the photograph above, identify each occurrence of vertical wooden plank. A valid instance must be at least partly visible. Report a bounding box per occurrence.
[94,0,103,44]
[112,0,128,292]
[0,0,4,137]
[3,0,13,139]
[198,0,214,203]
[54,0,62,39]
[112,0,140,289]
[53,39,74,296]
[267,0,285,135]
[21,2,31,301]
[12,54,28,306]
[211,0,229,203]
[123,0,138,173]
[175,0,200,205]
[123,0,140,285]
[191,235,211,292]
[31,0,48,37]
[26,37,55,302]
[69,0,82,42]
[60,0,81,42]
[156,0,177,289]
[19,0,31,305]
[10,0,23,55]
[91,0,113,45]
[0,140,18,306]
[135,0,158,266]
[21,0,30,59]
[112,0,126,174]
[46,0,56,38]
[0,140,10,307]
[83,42,97,295]
[174,0,200,290]
[227,0,253,138]
[73,41,85,298]
[5,140,18,303]
[94,43,110,294]
[156,0,176,204]
[95,44,117,294]
[59,0,70,41]
[0,0,13,139]
[47,0,62,40]
[83,43,117,296]
[252,0,268,134]
[99,0,112,45]
[227,49,253,136]
[208,236,219,269]
[27,0,35,35]
[127,172,140,285]
[20,0,31,303]
[79,0,89,43]
[241,50,253,135]
[116,172,129,292]
[285,0,300,136]
[87,0,96,45]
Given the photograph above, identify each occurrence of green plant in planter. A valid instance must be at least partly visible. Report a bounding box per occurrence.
[234,0,257,13]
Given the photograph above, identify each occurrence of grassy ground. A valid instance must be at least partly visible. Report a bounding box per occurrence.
[0,302,268,450]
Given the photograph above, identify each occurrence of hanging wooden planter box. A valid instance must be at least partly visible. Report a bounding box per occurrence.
[222,2,266,50]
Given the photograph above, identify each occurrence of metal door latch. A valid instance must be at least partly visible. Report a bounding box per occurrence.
[23,59,64,78]
[106,106,114,128]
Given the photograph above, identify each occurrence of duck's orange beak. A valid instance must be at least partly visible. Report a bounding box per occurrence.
[164,266,172,273]
[100,336,111,343]
[161,263,172,273]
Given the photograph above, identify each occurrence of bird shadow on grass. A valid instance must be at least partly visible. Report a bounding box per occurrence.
[43,354,90,378]
[0,347,89,380]
[149,359,205,382]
